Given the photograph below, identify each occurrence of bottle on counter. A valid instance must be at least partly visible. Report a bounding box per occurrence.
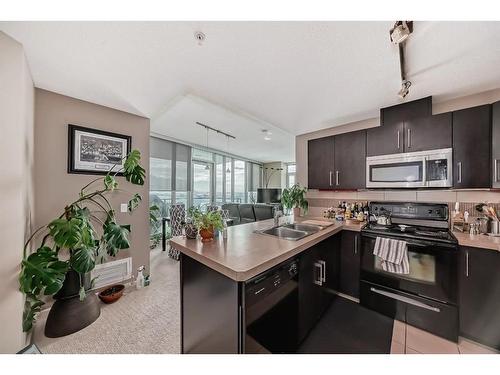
[136,265,145,290]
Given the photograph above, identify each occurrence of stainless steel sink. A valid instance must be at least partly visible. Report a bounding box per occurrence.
[256,223,322,241]
[258,226,310,241]
[283,223,322,234]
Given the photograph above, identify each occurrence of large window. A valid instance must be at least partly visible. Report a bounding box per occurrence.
[233,160,246,203]
[225,158,232,202]
[286,163,296,187]
[150,137,263,214]
[192,161,212,207]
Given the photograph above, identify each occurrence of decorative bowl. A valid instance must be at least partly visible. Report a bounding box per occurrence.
[98,284,125,304]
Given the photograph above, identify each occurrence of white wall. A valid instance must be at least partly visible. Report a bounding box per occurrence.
[296,88,500,207]
[0,31,35,353]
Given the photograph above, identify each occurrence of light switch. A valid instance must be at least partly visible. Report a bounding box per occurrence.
[120,203,128,213]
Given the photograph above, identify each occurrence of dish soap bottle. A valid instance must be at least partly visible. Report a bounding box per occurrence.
[136,265,145,290]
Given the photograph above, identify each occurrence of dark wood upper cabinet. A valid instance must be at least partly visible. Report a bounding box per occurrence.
[307,137,334,189]
[459,247,500,350]
[492,101,500,188]
[453,104,491,188]
[380,96,432,126]
[366,120,404,156]
[334,130,366,189]
[403,113,452,152]
[367,96,432,157]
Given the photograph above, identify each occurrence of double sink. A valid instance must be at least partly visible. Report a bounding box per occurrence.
[257,223,323,241]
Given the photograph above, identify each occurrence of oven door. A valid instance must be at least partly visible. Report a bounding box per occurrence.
[366,153,426,188]
[360,233,458,304]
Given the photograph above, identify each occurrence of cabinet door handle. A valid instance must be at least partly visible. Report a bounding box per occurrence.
[329,171,333,186]
[319,260,326,283]
[407,128,411,148]
[313,262,323,286]
[335,171,339,186]
[457,162,462,183]
[465,250,469,277]
[397,130,400,149]
[354,235,358,255]
[495,159,499,183]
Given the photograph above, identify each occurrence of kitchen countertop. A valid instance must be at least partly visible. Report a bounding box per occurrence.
[453,231,500,252]
[169,216,364,282]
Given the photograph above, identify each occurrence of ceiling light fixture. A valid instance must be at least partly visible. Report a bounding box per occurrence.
[262,129,272,141]
[226,136,231,174]
[389,21,414,99]
[205,127,210,170]
[398,80,412,99]
[390,21,412,45]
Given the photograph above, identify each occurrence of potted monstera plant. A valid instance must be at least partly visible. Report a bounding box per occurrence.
[20,149,146,337]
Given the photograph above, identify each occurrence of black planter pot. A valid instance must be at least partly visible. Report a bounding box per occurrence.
[44,269,101,338]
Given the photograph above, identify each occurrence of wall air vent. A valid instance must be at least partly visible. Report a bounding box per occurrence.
[90,257,132,289]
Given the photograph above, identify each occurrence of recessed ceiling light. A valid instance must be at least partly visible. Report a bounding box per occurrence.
[262,129,272,141]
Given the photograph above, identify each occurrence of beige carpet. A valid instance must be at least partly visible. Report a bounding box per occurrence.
[33,248,181,354]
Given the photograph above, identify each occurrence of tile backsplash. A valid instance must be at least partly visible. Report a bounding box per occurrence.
[306,189,500,221]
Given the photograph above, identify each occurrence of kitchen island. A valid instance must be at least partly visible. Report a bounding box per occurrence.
[170,216,363,354]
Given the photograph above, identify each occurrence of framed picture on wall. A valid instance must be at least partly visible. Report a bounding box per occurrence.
[68,124,131,175]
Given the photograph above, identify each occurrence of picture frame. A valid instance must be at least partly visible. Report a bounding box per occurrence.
[68,124,131,176]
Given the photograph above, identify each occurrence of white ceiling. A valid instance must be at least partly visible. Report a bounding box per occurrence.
[2,21,500,162]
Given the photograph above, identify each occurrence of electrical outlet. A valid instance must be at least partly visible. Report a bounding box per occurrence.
[120,203,128,213]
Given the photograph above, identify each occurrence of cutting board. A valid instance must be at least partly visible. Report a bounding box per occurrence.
[301,220,335,227]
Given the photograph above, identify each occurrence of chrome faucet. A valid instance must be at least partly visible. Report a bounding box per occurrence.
[274,210,283,227]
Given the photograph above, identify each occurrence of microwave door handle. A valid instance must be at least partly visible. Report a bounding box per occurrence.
[422,156,428,187]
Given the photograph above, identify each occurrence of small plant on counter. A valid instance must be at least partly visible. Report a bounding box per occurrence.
[190,207,224,242]
[281,184,308,216]
[19,149,146,333]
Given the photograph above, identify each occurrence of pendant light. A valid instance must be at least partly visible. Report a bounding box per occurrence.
[226,136,231,174]
[205,127,210,170]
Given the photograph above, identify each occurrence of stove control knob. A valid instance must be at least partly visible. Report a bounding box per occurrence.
[428,209,433,214]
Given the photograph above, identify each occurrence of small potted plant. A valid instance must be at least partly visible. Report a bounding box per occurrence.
[190,208,224,242]
[281,184,308,217]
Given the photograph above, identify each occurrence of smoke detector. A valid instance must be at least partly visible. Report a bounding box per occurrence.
[194,31,206,45]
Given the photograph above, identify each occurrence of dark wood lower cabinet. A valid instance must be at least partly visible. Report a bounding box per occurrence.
[459,247,500,350]
[339,230,361,298]
[298,235,338,342]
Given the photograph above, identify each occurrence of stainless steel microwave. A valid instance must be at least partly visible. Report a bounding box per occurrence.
[366,148,453,188]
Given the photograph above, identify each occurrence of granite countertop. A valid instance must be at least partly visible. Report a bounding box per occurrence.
[169,216,364,282]
[453,231,500,252]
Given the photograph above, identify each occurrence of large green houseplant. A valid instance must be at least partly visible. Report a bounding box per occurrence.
[281,184,308,217]
[20,149,146,334]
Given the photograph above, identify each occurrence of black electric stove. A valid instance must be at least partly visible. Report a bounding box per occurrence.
[360,201,459,342]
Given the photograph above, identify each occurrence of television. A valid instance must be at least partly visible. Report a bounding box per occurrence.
[257,188,282,204]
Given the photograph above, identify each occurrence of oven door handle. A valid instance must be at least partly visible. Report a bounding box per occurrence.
[370,287,441,313]
[360,233,456,249]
